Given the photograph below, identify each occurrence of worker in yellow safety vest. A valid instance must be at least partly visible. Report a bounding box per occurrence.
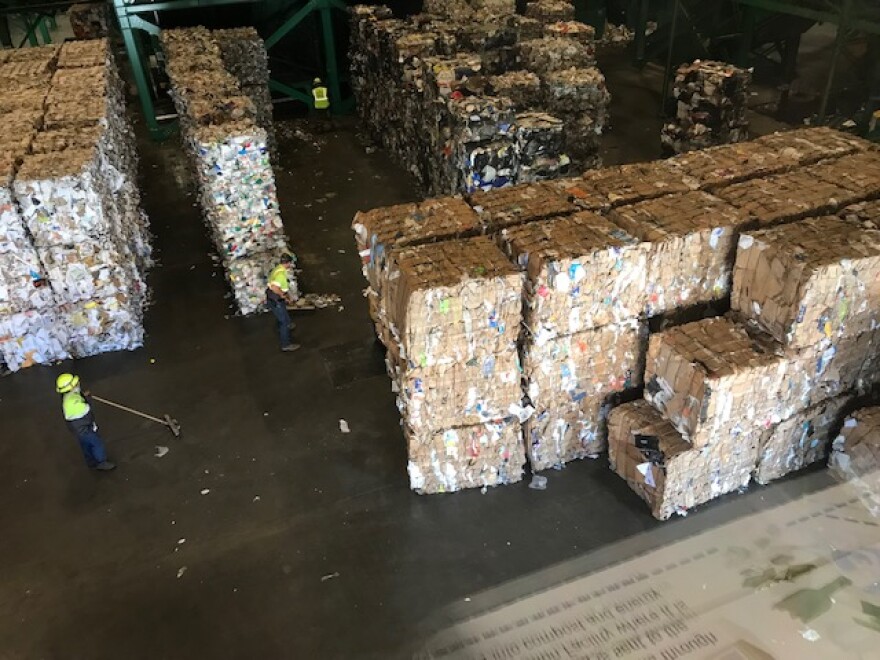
[266,253,300,352]
[312,77,330,130]
[56,373,116,471]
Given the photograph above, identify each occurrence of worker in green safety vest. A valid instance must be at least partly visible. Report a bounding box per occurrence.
[56,373,116,471]
[312,77,331,131]
[266,253,300,352]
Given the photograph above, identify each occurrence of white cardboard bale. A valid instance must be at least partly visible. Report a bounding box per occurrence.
[225,247,296,316]
[0,308,69,371]
[0,251,55,315]
[61,294,144,357]
[38,242,143,306]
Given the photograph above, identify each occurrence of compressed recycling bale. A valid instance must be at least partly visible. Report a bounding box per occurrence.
[663,139,793,189]
[543,67,609,118]
[0,309,69,372]
[467,180,575,232]
[62,293,144,358]
[754,395,852,485]
[422,54,483,101]
[516,37,595,74]
[394,350,522,432]
[352,197,481,299]
[514,112,570,182]
[382,236,522,364]
[717,169,861,227]
[661,60,751,154]
[543,21,596,44]
[807,150,880,200]
[731,216,880,350]
[457,139,517,193]
[751,126,871,165]
[522,318,647,409]
[13,150,109,247]
[488,70,542,109]
[405,418,525,494]
[829,406,880,516]
[643,316,788,449]
[30,126,104,154]
[579,160,692,209]
[608,191,754,315]
[502,211,650,337]
[212,28,270,85]
[525,1,575,23]
[526,396,610,469]
[0,87,47,113]
[2,44,59,65]
[57,38,110,68]
[840,199,880,230]
[190,123,285,259]
[448,95,516,143]
[608,400,757,520]
[37,243,142,306]
[0,251,55,315]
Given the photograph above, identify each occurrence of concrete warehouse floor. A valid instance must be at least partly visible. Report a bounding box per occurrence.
[0,62,824,659]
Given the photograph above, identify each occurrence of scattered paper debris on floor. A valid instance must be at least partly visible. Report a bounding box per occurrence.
[287,293,341,310]
[155,445,169,458]
[200,489,210,495]
[177,538,186,545]
[339,419,350,433]
[177,567,187,579]
[321,572,340,582]
[528,474,548,490]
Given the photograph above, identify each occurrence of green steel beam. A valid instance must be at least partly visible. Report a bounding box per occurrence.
[268,79,311,104]
[319,4,341,115]
[38,14,50,43]
[819,0,853,119]
[118,0,259,14]
[264,0,315,50]
[736,0,880,34]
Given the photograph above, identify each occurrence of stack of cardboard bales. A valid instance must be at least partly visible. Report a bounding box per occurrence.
[0,40,151,372]
[503,212,649,469]
[348,4,609,195]
[524,1,575,22]
[212,27,276,153]
[661,60,751,154]
[351,197,482,345]
[732,216,880,483]
[162,27,291,315]
[830,406,880,516]
[383,236,527,494]
[609,316,784,519]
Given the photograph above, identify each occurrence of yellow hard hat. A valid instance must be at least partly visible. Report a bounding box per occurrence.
[313,77,322,85]
[56,373,79,394]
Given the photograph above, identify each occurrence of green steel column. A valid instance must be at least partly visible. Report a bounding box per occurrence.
[320,3,341,115]
[737,5,756,68]
[634,0,650,62]
[25,15,39,46]
[38,15,51,44]
[661,0,681,114]
[114,2,163,140]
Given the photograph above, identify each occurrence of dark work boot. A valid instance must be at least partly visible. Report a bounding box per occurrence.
[281,344,301,352]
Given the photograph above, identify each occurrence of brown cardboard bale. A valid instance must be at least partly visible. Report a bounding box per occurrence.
[352,197,480,293]
[522,319,647,408]
[466,181,575,231]
[30,126,104,154]
[543,21,596,44]
[0,59,54,79]
[526,396,609,470]
[543,175,609,211]
[609,191,754,315]
[421,53,483,101]
[581,160,691,208]
[643,316,787,449]
[717,170,862,227]
[405,418,526,494]
[752,127,871,165]
[516,37,595,74]
[840,199,880,230]
[383,236,522,364]
[0,87,47,113]
[525,1,575,23]
[663,140,793,189]
[2,44,59,65]
[731,216,880,350]
[57,38,110,68]
[754,395,852,485]
[502,211,650,336]
[608,400,757,520]
[488,71,542,110]
[394,350,522,432]
[806,150,880,201]
[830,406,880,515]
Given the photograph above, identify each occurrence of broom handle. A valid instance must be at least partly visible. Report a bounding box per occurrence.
[91,395,168,426]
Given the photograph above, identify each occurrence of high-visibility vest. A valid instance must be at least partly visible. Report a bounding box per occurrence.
[312,86,330,110]
[268,264,289,293]
[63,392,90,421]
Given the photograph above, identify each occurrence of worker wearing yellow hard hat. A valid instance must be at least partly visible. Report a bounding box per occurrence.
[312,76,331,132]
[266,253,300,352]
[56,373,116,471]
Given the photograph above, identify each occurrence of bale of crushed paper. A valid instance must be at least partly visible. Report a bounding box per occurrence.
[525,1,575,23]
[829,406,880,516]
